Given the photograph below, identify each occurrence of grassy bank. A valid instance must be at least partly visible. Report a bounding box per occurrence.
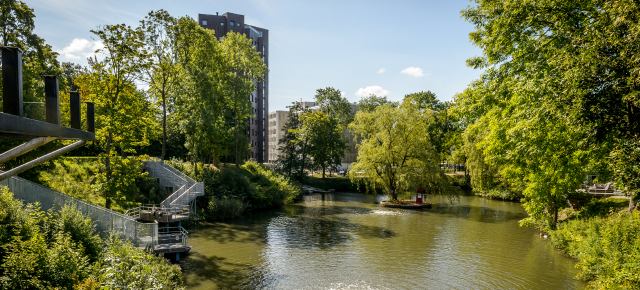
[0,187,184,289]
[36,158,161,213]
[167,159,301,221]
[551,203,640,288]
[304,176,362,192]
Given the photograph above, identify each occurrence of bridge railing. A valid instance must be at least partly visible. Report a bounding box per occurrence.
[0,174,158,249]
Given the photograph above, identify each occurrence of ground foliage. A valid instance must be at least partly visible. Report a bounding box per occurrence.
[166,159,301,221]
[552,210,640,289]
[0,188,184,290]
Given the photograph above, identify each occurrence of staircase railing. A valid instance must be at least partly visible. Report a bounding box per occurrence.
[0,173,157,249]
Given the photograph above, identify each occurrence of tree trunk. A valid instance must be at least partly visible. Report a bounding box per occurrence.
[322,166,326,179]
[105,130,113,209]
[389,188,397,201]
[161,92,167,161]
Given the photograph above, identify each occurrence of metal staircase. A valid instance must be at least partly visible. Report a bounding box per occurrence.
[125,159,204,258]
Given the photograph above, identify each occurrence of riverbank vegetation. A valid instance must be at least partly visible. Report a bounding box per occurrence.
[452,0,640,287]
[0,188,184,289]
[166,159,301,221]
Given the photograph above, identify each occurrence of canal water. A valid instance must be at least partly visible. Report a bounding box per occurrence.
[180,192,585,289]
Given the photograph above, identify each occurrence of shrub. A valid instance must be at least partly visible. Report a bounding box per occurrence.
[0,188,184,290]
[167,159,301,221]
[551,211,640,288]
[90,235,184,290]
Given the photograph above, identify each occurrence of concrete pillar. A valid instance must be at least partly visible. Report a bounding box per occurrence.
[1,47,23,117]
[70,92,81,129]
[44,76,60,125]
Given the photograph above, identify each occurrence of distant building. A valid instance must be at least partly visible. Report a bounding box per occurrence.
[267,102,359,171]
[267,110,290,162]
[198,12,269,163]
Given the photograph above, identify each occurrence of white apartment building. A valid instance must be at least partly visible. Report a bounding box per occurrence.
[267,110,290,162]
[267,102,359,171]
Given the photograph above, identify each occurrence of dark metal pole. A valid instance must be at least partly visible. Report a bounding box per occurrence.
[44,76,60,125]
[70,92,81,129]
[86,102,95,133]
[1,47,23,117]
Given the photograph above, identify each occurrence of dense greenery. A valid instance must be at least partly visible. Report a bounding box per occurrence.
[167,159,301,221]
[454,0,640,287]
[275,87,353,180]
[348,98,458,201]
[37,158,161,213]
[0,188,183,289]
[552,209,640,288]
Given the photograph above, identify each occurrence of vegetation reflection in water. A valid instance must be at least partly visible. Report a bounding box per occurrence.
[181,192,585,289]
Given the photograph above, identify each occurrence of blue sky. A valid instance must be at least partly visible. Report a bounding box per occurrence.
[29,0,482,111]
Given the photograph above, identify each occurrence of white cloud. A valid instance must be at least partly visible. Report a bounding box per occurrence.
[340,92,345,97]
[401,67,429,77]
[58,38,103,60]
[377,68,386,73]
[355,86,390,97]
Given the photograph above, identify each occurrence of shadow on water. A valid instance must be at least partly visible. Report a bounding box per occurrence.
[426,203,529,223]
[180,252,284,290]
[268,215,395,250]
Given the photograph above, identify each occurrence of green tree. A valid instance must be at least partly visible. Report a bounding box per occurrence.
[461,0,640,206]
[77,24,158,209]
[221,32,268,170]
[348,102,453,201]
[357,94,397,113]
[303,111,347,179]
[314,87,354,128]
[275,102,311,180]
[138,10,181,162]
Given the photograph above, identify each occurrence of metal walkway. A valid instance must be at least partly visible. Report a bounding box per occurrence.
[125,159,205,255]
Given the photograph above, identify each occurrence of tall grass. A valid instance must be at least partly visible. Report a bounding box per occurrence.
[551,210,640,288]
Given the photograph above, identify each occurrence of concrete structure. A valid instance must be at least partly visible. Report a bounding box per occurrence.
[198,12,269,163]
[267,102,359,171]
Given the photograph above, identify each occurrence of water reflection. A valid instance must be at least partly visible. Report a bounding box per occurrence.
[181,193,584,289]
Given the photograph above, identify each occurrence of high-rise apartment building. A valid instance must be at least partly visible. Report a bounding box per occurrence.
[198,12,269,163]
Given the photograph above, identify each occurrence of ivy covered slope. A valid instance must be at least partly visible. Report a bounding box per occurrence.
[0,188,184,290]
[167,160,301,221]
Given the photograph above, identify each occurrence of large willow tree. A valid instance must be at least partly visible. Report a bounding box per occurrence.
[348,101,456,201]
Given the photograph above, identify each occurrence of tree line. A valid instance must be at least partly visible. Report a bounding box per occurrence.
[451,0,640,229]
[0,2,267,209]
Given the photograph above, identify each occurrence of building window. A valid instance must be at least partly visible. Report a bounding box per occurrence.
[220,22,224,26]
[202,20,207,25]
[237,22,241,26]
[230,21,235,26]
[219,37,223,41]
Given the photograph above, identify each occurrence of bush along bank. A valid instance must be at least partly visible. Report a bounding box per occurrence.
[304,176,363,192]
[0,187,184,290]
[551,208,640,289]
[166,159,302,221]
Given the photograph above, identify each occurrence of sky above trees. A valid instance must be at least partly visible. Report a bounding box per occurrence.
[27,0,482,111]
